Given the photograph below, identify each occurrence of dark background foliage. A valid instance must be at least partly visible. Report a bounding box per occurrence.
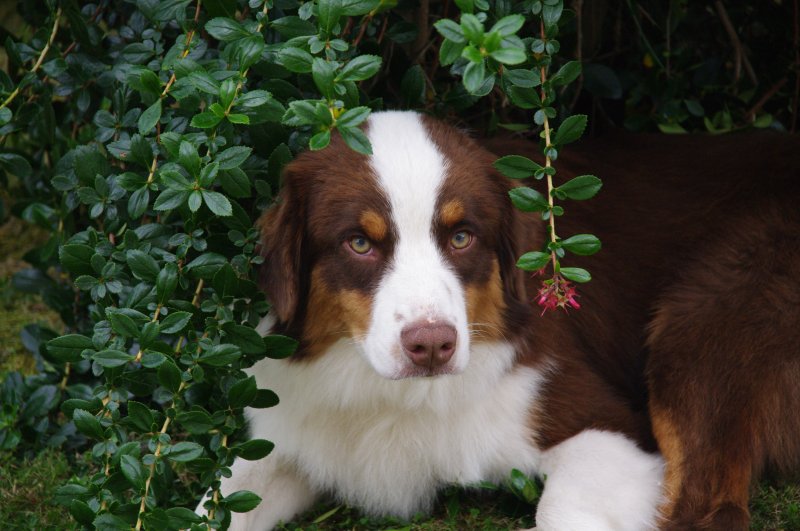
[0,0,797,529]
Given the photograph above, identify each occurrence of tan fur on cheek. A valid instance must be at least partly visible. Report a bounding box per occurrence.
[359,210,388,241]
[440,200,465,227]
[465,260,506,341]
[302,268,372,357]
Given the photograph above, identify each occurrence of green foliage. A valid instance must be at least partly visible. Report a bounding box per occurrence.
[0,0,796,528]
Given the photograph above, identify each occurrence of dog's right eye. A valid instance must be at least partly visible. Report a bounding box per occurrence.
[348,236,373,255]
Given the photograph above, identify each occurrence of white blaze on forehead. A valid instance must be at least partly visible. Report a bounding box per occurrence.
[361,111,470,379]
[366,111,447,232]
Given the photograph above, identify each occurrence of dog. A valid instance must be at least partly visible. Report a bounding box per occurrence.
[203,111,800,530]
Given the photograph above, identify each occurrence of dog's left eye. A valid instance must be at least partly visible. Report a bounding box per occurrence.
[450,230,472,250]
[348,236,373,255]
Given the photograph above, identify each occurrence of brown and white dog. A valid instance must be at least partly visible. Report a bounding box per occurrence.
[207,111,800,530]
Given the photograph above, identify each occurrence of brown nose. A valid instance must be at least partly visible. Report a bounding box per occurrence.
[400,322,457,369]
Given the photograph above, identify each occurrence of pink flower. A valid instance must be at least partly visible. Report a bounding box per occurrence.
[536,274,581,314]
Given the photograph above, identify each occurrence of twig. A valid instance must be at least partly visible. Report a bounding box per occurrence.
[714,1,757,86]
[745,77,788,122]
[0,7,62,112]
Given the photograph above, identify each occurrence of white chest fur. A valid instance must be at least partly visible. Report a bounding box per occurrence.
[245,338,546,517]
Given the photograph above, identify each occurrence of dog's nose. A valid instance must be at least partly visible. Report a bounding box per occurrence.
[400,322,457,369]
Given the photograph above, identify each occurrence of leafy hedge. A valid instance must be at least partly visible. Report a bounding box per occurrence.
[0,0,793,529]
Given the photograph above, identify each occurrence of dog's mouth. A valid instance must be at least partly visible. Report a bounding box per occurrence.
[392,363,460,380]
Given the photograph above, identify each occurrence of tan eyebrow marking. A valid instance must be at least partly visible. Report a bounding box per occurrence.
[440,199,465,226]
[359,209,388,241]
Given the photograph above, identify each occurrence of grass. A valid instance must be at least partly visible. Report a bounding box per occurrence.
[1,215,799,530]
[0,448,78,530]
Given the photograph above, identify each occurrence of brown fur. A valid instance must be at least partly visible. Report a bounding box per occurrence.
[259,119,800,530]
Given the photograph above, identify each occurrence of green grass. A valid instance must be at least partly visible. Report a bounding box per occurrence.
[0,448,78,530]
[1,216,799,530]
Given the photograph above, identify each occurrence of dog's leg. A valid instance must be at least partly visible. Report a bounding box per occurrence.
[533,429,664,531]
[196,457,316,531]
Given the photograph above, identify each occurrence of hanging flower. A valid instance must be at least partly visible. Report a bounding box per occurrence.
[536,274,580,314]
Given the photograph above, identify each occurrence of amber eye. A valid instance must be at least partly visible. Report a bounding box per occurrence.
[348,236,373,255]
[450,230,472,250]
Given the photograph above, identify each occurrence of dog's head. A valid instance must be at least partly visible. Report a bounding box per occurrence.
[258,111,535,379]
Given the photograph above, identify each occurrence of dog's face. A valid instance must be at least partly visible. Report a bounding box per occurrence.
[258,112,533,379]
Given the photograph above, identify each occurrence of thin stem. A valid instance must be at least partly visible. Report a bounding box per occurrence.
[162,0,204,98]
[134,382,186,530]
[0,8,62,112]
[539,21,558,273]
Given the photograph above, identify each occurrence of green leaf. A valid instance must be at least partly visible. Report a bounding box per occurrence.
[69,499,96,526]
[264,335,298,359]
[336,106,370,128]
[158,361,182,392]
[542,0,564,28]
[227,113,250,124]
[160,311,193,334]
[509,187,549,212]
[219,168,251,198]
[439,39,465,66]
[108,311,140,338]
[206,17,250,41]
[156,262,179,303]
[337,55,382,82]
[73,409,105,439]
[517,251,550,271]
[185,252,227,279]
[0,153,32,178]
[93,349,135,368]
[59,244,95,276]
[554,114,587,146]
[188,190,202,212]
[561,234,601,256]
[126,401,155,433]
[551,60,582,86]
[228,375,258,408]
[166,508,202,528]
[138,100,162,135]
[120,454,145,490]
[555,174,602,200]
[460,14,484,43]
[490,14,525,37]
[127,250,160,282]
[463,61,486,94]
[251,389,280,408]
[47,334,94,362]
[167,441,204,462]
[504,68,541,88]
[507,85,542,109]
[494,155,542,179]
[176,410,215,434]
[191,110,223,129]
[128,186,150,218]
[216,146,252,170]
[235,439,275,461]
[154,189,190,210]
[202,190,233,216]
[223,490,262,512]
[338,126,372,155]
[212,262,238,297]
[309,130,331,151]
[490,47,527,65]
[433,19,466,43]
[225,324,265,354]
[199,344,242,366]
[277,47,314,73]
[560,266,591,283]
[317,0,344,36]
[179,141,201,177]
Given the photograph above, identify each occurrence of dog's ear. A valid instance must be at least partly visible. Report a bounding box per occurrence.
[256,165,306,326]
[497,180,541,311]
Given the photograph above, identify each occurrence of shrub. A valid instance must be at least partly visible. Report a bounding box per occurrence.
[0,0,793,529]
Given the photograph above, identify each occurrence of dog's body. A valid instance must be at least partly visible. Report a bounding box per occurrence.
[207,112,800,530]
